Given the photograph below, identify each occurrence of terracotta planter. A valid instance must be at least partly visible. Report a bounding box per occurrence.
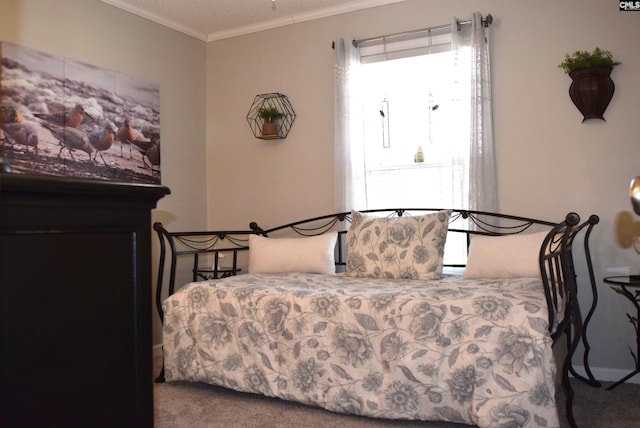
[261,122,278,136]
[568,67,615,122]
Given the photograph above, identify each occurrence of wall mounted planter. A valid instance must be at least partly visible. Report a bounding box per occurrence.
[568,67,615,122]
[246,93,296,139]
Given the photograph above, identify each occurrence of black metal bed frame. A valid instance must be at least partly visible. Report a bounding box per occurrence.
[153,208,600,428]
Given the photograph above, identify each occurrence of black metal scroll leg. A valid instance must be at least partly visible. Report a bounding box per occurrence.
[569,219,601,387]
[569,296,600,386]
[563,302,583,428]
[605,288,640,390]
[606,366,639,391]
[568,254,600,385]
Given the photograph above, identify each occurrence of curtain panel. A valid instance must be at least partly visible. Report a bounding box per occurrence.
[333,38,366,212]
[452,12,498,212]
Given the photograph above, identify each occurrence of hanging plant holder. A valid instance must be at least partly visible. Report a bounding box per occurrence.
[568,67,615,122]
[246,93,296,139]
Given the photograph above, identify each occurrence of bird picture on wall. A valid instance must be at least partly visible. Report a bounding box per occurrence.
[0,41,161,184]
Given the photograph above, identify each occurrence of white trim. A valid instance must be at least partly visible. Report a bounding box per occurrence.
[206,15,299,42]
[102,0,408,42]
[572,365,640,385]
[206,0,407,41]
[101,0,209,41]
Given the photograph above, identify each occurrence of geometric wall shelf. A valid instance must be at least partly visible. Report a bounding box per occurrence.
[246,93,296,139]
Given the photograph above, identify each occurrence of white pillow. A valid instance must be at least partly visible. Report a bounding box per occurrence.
[248,232,337,274]
[462,231,549,279]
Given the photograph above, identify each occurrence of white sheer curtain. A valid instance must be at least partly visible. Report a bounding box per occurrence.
[452,13,498,212]
[333,38,366,212]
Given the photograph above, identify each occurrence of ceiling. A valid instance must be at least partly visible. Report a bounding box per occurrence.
[101,0,407,42]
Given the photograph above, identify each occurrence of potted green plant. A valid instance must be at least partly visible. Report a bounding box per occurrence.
[258,106,283,136]
[558,47,621,73]
[559,47,621,122]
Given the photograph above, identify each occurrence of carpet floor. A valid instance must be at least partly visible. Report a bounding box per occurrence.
[153,368,640,428]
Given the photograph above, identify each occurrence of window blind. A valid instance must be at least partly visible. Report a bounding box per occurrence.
[357,27,452,63]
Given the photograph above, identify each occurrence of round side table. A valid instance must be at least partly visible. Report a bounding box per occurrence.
[603,275,640,390]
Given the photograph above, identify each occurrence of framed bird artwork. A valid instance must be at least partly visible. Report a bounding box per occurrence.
[0,41,161,184]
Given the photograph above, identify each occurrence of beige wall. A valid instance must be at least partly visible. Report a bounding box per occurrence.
[3,0,640,379]
[207,0,640,379]
[1,0,208,345]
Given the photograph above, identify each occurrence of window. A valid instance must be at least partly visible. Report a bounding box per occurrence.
[354,30,470,210]
[334,14,495,217]
[359,50,470,209]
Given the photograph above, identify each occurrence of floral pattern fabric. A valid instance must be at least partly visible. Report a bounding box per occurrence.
[163,273,560,428]
[345,210,451,280]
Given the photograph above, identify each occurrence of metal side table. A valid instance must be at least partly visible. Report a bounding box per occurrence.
[603,275,640,390]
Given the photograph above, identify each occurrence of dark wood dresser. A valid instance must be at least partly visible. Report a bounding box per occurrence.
[0,171,169,428]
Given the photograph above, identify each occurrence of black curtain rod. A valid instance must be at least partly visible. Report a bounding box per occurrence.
[332,14,492,49]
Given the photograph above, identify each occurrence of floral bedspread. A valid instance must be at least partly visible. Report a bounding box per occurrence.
[162,273,560,428]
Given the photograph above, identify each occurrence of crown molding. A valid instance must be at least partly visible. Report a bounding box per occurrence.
[207,0,407,41]
[102,0,407,43]
[101,0,209,41]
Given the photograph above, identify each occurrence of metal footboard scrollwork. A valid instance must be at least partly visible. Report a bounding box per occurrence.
[538,213,601,428]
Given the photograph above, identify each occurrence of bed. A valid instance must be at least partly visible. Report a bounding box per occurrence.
[154,209,600,428]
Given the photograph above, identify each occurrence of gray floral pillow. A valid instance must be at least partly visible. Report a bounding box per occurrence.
[345,210,451,280]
